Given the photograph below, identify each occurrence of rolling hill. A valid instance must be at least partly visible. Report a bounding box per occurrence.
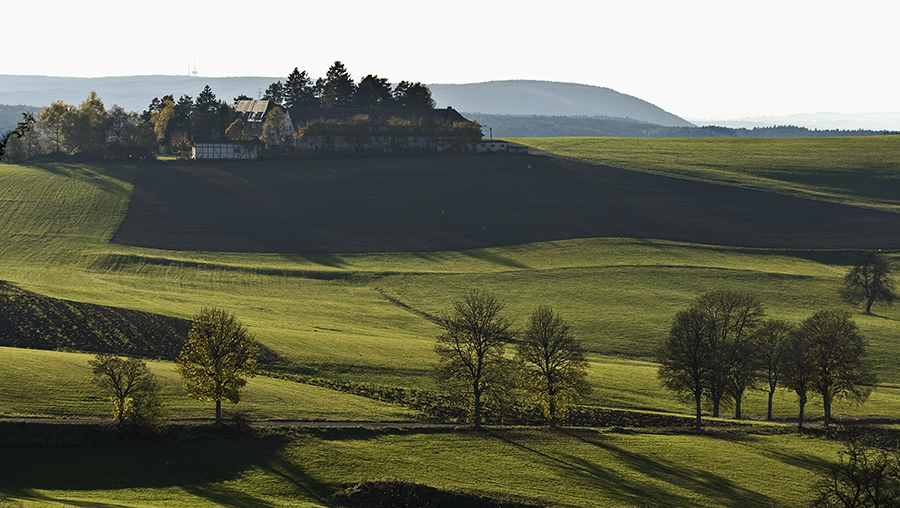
[429,80,693,127]
[0,75,692,128]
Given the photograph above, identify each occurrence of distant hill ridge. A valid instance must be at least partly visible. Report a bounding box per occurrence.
[430,80,694,127]
[0,75,692,127]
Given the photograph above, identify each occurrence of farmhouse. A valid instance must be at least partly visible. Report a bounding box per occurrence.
[234,100,292,138]
[288,106,482,152]
[192,136,259,160]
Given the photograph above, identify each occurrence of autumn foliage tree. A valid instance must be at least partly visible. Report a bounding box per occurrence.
[176,308,260,424]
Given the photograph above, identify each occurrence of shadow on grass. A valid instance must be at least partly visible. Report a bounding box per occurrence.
[493,429,778,507]
[31,162,137,195]
[459,249,530,270]
[0,432,331,507]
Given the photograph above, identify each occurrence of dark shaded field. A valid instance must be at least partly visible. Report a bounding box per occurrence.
[112,154,900,253]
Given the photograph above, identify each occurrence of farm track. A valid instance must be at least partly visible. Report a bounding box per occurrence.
[112,153,900,253]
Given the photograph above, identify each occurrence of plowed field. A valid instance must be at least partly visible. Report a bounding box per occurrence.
[112,154,900,253]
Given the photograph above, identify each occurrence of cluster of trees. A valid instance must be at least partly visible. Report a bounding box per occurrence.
[0,83,247,161]
[658,252,894,432]
[0,86,238,161]
[90,307,259,430]
[2,93,158,161]
[434,289,590,429]
[257,61,436,110]
[659,290,874,431]
[142,86,234,154]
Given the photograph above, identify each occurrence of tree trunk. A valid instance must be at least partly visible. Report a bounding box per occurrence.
[695,392,703,432]
[734,394,743,420]
[798,397,806,429]
[473,381,482,430]
[824,400,832,426]
[712,398,720,418]
[215,399,222,425]
[767,389,775,421]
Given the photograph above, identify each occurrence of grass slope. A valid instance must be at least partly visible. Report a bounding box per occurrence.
[0,347,419,421]
[0,427,844,508]
[512,135,900,211]
[2,141,899,506]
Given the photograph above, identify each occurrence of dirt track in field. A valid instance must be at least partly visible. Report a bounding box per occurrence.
[111,153,900,253]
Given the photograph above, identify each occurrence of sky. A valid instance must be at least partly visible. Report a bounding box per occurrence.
[4,0,898,120]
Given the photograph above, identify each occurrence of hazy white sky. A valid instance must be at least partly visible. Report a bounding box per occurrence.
[4,0,898,119]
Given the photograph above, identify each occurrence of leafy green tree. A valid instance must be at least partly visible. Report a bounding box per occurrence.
[392,81,436,109]
[798,309,874,426]
[176,308,260,424]
[284,67,316,108]
[37,100,73,155]
[65,91,109,157]
[753,319,794,421]
[434,289,514,430]
[89,353,162,429]
[658,307,715,432]
[516,306,590,426]
[151,98,175,147]
[844,252,896,315]
[321,61,356,108]
[354,74,393,108]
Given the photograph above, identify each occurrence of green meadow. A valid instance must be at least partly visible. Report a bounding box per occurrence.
[2,136,900,506]
[512,135,900,211]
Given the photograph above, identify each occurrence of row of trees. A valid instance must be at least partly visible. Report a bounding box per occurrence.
[658,251,895,432]
[3,93,157,161]
[1,86,237,161]
[659,291,875,431]
[434,289,590,429]
[90,307,259,429]
[258,61,436,110]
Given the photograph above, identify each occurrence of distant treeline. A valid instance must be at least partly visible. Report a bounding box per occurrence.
[471,114,898,138]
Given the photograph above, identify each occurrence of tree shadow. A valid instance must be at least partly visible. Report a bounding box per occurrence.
[0,434,310,507]
[459,249,530,270]
[497,429,778,507]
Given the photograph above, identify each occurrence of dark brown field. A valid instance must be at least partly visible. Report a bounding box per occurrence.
[112,154,900,253]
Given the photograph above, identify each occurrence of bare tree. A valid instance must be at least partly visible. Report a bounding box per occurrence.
[812,441,900,508]
[798,310,875,426]
[516,306,591,426]
[434,289,514,430]
[754,319,794,421]
[89,353,162,430]
[844,252,896,315]
[658,307,716,432]
[694,290,765,419]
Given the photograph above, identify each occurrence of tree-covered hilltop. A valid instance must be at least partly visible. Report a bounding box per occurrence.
[258,61,435,110]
